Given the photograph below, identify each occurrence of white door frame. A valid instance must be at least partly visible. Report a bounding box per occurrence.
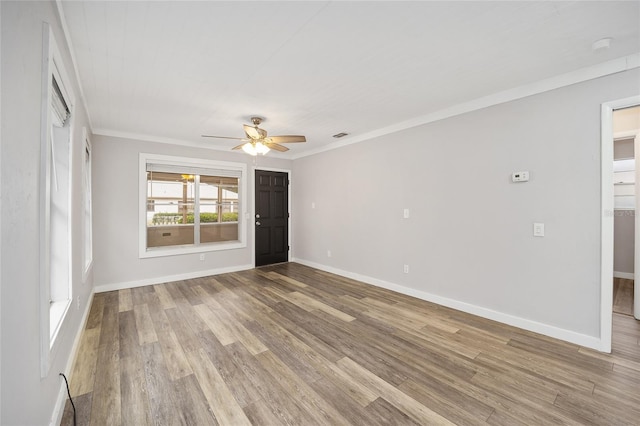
[635,132,640,320]
[600,96,640,353]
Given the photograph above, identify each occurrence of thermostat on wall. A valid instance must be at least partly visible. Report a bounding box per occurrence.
[512,171,529,182]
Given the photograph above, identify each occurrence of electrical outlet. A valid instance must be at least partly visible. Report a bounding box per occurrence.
[403,264,409,274]
[403,208,410,219]
[512,171,530,182]
[199,253,205,261]
[533,222,545,237]
[327,250,332,258]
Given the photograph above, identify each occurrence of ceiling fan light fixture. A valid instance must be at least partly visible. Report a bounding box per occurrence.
[242,141,270,156]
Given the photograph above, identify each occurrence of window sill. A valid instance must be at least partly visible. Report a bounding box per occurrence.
[139,240,246,259]
[50,299,71,347]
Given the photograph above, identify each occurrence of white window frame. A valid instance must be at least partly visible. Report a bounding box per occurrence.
[39,24,75,377]
[82,127,93,281]
[139,153,247,258]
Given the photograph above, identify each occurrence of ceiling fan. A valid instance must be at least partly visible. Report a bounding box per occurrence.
[202,117,306,155]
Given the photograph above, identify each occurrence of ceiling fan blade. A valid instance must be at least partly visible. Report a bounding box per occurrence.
[266,142,289,152]
[232,143,247,150]
[201,134,247,141]
[243,124,267,140]
[265,135,306,144]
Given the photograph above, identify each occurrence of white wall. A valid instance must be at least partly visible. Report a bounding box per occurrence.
[292,69,640,345]
[614,213,634,275]
[1,1,94,424]
[92,135,292,289]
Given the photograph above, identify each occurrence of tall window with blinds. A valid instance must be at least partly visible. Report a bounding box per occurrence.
[48,73,73,344]
[140,154,246,256]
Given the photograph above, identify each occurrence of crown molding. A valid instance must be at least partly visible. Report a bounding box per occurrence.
[291,53,640,159]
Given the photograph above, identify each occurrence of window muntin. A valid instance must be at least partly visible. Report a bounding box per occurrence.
[140,154,246,257]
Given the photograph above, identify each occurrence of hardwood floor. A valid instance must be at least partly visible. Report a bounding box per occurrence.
[613,277,634,316]
[62,263,640,425]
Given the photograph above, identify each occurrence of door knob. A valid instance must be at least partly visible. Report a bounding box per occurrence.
[256,221,261,226]
[256,214,261,219]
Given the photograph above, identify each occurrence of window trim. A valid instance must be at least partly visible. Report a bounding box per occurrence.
[139,153,247,258]
[39,23,75,377]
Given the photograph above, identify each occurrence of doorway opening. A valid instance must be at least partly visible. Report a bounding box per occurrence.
[254,169,290,267]
[612,106,639,318]
[601,97,640,353]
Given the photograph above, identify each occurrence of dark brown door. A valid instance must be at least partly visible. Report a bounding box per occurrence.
[255,170,289,266]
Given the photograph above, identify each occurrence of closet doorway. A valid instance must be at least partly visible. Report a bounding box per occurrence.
[612,106,639,319]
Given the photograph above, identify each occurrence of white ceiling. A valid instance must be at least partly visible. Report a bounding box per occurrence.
[59,1,640,158]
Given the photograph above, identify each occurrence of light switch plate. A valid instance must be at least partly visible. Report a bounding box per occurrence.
[512,171,530,182]
[533,222,545,237]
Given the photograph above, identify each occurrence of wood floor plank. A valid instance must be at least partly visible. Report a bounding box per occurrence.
[225,341,311,425]
[69,327,100,397]
[85,292,105,330]
[398,378,493,425]
[145,293,193,381]
[613,278,634,316]
[118,288,133,312]
[68,263,640,426]
[185,347,252,425]
[90,301,121,426]
[198,329,263,408]
[262,270,309,288]
[243,398,292,426]
[119,341,151,425]
[309,377,381,424]
[242,314,325,384]
[61,392,92,426]
[365,397,422,426]
[172,374,219,425]
[153,283,177,310]
[554,390,640,425]
[164,307,202,353]
[194,303,238,345]
[158,328,193,381]
[142,342,181,425]
[281,291,356,322]
[336,356,456,425]
[255,350,351,425]
[133,303,158,345]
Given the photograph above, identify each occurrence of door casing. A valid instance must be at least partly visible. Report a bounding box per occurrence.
[600,95,640,352]
[252,166,292,267]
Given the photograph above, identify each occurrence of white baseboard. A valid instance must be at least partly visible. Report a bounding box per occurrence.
[50,289,96,426]
[292,258,603,352]
[94,264,254,293]
[614,271,634,280]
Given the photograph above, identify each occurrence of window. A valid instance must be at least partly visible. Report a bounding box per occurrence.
[40,24,75,376]
[49,72,73,344]
[82,128,93,279]
[140,154,246,257]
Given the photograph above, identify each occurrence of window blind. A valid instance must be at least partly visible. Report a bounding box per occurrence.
[51,77,70,127]
[146,163,242,178]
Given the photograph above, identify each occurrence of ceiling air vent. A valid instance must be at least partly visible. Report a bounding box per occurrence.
[332,132,349,138]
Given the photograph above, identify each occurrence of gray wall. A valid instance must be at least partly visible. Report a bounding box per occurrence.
[92,135,292,288]
[292,69,640,340]
[614,138,634,159]
[1,1,94,424]
[613,138,635,275]
[614,212,635,275]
